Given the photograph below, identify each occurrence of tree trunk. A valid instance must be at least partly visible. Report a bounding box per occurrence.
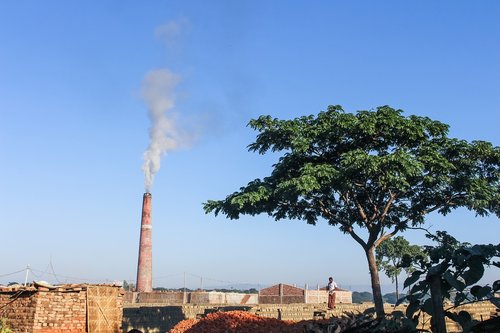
[366,247,385,317]
[395,275,399,301]
[428,273,447,333]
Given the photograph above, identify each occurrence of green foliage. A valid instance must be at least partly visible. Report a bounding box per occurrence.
[352,291,374,303]
[383,292,407,305]
[376,236,426,298]
[123,281,135,291]
[399,231,500,332]
[353,291,408,305]
[204,105,500,316]
[323,310,420,333]
[205,106,499,226]
[0,318,13,333]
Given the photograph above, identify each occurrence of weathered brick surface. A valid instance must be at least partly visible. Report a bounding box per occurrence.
[134,291,185,304]
[306,289,352,304]
[31,290,87,333]
[0,290,37,332]
[125,291,259,305]
[259,284,304,304]
[0,285,123,333]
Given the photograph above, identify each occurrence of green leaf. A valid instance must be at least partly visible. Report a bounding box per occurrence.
[456,311,475,332]
[404,271,423,289]
[493,280,500,292]
[406,300,420,319]
[422,298,433,315]
[444,271,466,291]
[462,256,485,286]
[470,285,492,299]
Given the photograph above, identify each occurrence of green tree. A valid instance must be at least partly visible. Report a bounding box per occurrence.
[203,105,500,317]
[400,231,500,333]
[352,291,374,303]
[383,292,407,305]
[376,236,425,300]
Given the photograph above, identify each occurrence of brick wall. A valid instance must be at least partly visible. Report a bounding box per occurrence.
[259,284,305,304]
[124,291,258,305]
[0,289,37,332]
[132,291,185,304]
[258,284,352,304]
[32,290,87,333]
[306,289,352,304]
[0,284,123,333]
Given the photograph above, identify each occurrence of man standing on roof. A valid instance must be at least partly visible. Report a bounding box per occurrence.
[327,276,337,309]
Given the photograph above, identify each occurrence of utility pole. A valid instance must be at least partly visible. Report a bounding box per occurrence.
[24,264,30,286]
[183,272,186,304]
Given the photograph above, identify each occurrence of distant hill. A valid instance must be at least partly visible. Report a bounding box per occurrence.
[352,291,407,304]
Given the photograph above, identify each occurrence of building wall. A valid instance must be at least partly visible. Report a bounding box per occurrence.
[257,284,352,305]
[305,289,352,304]
[0,288,86,333]
[0,285,123,333]
[0,290,37,332]
[124,291,258,305]
[259,284,306,304]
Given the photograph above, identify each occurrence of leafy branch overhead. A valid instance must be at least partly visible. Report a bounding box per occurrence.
[204,105,499,242]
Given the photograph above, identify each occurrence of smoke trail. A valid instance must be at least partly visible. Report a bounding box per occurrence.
[141,69,181,192]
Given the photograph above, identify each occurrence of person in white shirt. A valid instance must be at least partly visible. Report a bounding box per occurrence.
[327,276,338,309]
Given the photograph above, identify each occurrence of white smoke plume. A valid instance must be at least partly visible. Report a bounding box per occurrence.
[141,69,181,192]
[155,17,190,51]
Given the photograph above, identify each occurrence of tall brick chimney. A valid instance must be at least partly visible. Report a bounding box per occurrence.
[136,192,152,292]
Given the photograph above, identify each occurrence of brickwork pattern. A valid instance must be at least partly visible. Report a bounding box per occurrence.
[0,290,37,332]
[0,284,123,333]
[32,290,86,333]
[306,289,352,304]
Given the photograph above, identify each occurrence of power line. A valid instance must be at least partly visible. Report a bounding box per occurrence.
[0,268,26,278]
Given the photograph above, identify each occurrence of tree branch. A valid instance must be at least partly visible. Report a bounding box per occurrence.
[355,199,369,225]
[367,194,379,222]
[346,226,367,249]
[380,190,396,223]
[374,227,400,248]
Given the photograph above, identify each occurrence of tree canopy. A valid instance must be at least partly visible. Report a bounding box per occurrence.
[204,105,500,316]
[376,236,425,300]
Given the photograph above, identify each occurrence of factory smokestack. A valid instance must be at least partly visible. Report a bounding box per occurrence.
[136,192,153,292]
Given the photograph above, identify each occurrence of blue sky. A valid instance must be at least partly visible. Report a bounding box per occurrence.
[1,1,499,292]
